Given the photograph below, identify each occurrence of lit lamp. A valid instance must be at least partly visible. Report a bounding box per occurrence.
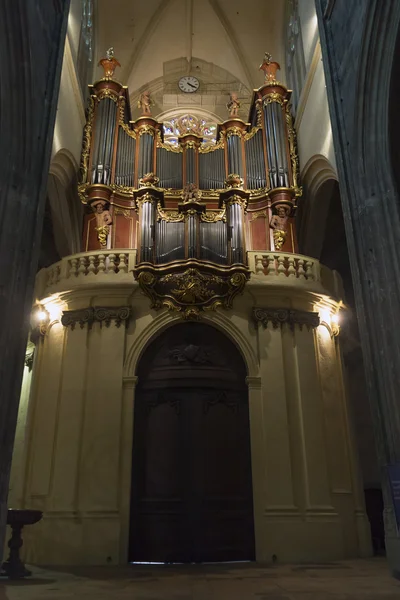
[30,305,50,345]
[316,304,341,337]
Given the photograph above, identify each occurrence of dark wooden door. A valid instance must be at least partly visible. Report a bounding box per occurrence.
[129,324,255,563]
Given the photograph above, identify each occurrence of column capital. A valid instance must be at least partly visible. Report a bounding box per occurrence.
[253,307,320,331]
[61,306,132,330]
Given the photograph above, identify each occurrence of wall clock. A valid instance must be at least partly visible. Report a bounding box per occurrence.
[178,76,200,93]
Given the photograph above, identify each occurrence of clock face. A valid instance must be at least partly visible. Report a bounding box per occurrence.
[178,76,200,93]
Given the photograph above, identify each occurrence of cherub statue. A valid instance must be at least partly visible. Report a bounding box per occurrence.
[92,200,112,247]
[138,90,153,115]
[270,203,291,250]
[226,92,241,118]
[106,47,115,60]
[183,183,199,203]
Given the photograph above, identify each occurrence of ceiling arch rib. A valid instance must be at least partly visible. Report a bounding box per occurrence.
[207,0,255,90]
[121,0,173,83]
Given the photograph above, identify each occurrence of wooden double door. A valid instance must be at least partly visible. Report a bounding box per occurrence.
[129,324,255,563]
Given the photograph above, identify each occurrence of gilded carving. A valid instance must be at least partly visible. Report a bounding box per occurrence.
[250,209,267,221]
[61,306,132,329]
[224,194,248,210]
[98,48,121,79]
[244,126,261,141]
[134,264,249,319]
[97,88,119,102]
[135,192,157,210]
[270,204,291,250]
[200,209,226,223]
[139,173,160,187]
[79,95,96,184]
[114,207,131,218]
[252,307,320,331]
[111,183,135,196]
[226,126,246,138]
[91,200,112,247]
[285,107,302,197]
[199,133,225,153]
[157,202,184,222]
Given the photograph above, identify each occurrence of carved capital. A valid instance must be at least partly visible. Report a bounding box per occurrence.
[61,306,132,330]
[252,307,320,331]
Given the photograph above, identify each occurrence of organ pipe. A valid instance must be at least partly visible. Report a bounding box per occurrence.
[80,51,300,259]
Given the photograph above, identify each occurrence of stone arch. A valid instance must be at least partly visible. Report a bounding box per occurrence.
[297,154,338,258]
[123,310,259,381]
[48,149,82,257]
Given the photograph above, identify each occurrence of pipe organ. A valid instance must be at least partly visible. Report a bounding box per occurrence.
[78,51,301,316]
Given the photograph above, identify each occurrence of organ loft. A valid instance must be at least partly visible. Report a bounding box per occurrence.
[8,46,373,568]
[79,50,301,318]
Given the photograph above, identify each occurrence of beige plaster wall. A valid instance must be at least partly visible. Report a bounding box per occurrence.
[12,277,372,566]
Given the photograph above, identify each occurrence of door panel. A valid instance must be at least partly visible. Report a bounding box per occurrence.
[129,323,255,563]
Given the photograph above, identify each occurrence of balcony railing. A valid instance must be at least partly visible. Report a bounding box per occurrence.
[34,249,344,303]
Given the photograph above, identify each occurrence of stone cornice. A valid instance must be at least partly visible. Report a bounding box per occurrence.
[252,307,320,331]
[61,306,132,330]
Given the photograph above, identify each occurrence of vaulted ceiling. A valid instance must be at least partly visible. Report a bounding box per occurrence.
[96,0,287,121]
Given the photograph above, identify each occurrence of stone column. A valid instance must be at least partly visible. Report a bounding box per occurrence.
[316,0,400,575]
[0,0,70,562]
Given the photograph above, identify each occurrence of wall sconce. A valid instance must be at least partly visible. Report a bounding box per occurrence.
[317,304,340,337]
[30,305,50,344]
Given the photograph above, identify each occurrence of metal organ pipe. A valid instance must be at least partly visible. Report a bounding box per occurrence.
[138,133,154,179]
[227,135,243,176]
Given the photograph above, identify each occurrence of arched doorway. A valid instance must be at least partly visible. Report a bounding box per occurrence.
[129,322,255,563]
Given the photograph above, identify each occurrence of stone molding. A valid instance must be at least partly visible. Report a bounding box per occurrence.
[252,307,320,331]
[61,306,132,330]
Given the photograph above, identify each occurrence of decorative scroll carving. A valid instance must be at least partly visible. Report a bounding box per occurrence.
[250,209,267,221]
[146,394,180,415]
[111,183,134,196]
[157,202,184,222]
[61,306,132,330]
[252,307,320,331]
[79,95,96,184]
[286,107,302,197]
[200,209,226,223]
[134,264,249,319]
[203,392,243,414]
[244,126,261,141]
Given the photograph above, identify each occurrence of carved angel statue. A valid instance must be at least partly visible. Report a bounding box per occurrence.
[183,183,200,203]
[226,92,241,118]
[138,90,153,115]
[92,200,112,247]
[106,47,115,60]
[270,203,291,250]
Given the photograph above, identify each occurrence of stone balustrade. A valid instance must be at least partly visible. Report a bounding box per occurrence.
[34,250,137,299]
[34,249,344,303]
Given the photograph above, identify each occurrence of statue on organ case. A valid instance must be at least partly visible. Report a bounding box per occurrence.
[270,204,291,250]
[92,200,112,247]
[183,183,200,203]
[226,92,241,118]
[138,90,153,115]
